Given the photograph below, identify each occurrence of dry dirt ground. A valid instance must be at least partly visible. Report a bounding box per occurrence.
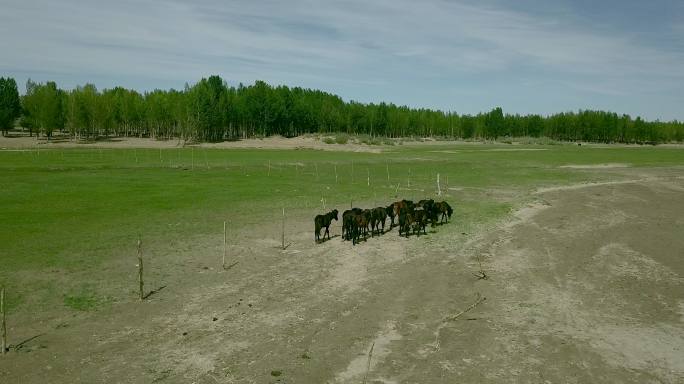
[1,167,683,383]
[0,134,395,153]
[6,133,678,152]
[0,134,381,152]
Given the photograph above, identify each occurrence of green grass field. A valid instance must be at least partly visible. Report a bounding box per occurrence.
[1,143,682,313]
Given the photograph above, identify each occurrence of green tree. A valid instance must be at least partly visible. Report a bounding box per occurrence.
[21,80,64,139]
[0,77,21,136]
[7,76,682,144]
[36,81,64,139]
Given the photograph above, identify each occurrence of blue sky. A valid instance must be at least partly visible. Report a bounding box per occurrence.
[1,0,683,120]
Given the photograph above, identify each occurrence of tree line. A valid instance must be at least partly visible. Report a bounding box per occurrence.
[1,75,682,143]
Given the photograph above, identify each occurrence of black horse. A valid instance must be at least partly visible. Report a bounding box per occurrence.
[315,209,338,242]
[385,204,396,228]
[370,207,387,236]
[417,199,439,226]
[398,206,415,237]
[412,208,428,236]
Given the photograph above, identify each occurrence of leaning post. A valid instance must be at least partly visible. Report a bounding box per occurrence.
[437,173,442,196]
[281,208,286,250]
[1,287,6,355]
[223,221,227,269]
[137,237,144,301]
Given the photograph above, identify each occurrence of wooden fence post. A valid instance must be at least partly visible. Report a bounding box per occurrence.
[137,238,144,301]
[223,221,227,269]
[351,161,354,184]
[281,208,286,250]
[1,287,6,355]
[437,173,441,196]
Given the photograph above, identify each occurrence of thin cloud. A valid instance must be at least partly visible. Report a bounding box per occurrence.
[0,0,682,120]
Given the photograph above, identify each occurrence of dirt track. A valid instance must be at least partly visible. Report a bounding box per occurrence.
[1,168,683,383]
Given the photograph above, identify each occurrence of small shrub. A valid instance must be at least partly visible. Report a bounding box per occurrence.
[335,134,349,144]
[357,134,382,145]
[322,137,335,144]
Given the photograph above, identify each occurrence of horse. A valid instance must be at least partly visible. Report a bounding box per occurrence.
[392,199,415,220]
[398,206,415,237]
[385,204,396,228]
[342,208,362,241]
[417,199,439,226]
[352,209,371,245]
[315,209,338,242]
[370,207,387,236]
[434,201,453,223]
[412,208,428,236]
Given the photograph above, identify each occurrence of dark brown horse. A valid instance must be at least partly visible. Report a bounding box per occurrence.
[392,199,415,221]
[342,208,362,241]
[315,209,338,242]
[352,209,371,245]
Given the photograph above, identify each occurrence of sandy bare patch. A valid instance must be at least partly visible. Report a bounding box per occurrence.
[534,178,655,194]
[589,324,684,379]
[202,135,384,153]
[502,201,552,229]
[481,177,684,382]
[594,243,681,283]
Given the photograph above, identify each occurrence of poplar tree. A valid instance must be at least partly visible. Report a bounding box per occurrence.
[0,77,21,136]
